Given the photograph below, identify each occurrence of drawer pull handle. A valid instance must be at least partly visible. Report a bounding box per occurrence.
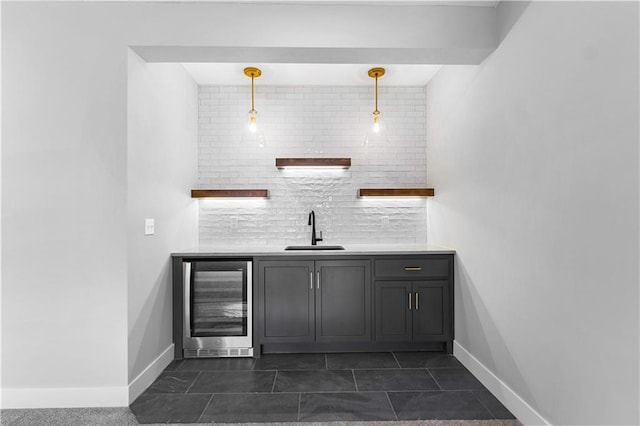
[408,293,412,310]
[310,272,313,289]
[404,266,423,271]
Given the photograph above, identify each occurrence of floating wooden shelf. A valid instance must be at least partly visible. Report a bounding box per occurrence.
[358,188,435,197]
[191,189,270,198]
[275,158,351,169]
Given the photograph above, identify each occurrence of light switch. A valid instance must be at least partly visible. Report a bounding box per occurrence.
[144,218,155,235]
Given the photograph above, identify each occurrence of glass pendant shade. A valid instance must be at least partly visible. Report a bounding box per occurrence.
[248,110,257,133]
[364,110,389,146]
[241,67,266,148]
[372,112,381,133]
[241,109,266,147]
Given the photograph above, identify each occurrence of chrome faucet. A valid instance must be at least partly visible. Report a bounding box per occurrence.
[308,210,323,246]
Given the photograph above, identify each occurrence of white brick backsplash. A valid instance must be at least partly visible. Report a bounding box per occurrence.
[198,85,428,246]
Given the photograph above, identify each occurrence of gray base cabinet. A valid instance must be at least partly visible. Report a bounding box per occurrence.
[373,255,453,353]
[256,254,453,355]
[413,281,449,340]
[375,280,450,342]
[172,252,453,358]
[258,259,372,345]
[260,260,315,343]
[316,260,372,342]
[375,281,412,341]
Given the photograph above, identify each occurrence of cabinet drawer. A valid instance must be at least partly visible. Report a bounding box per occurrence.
[374,258,450,278]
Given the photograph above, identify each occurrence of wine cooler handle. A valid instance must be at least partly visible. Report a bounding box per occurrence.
[183,262,192,338]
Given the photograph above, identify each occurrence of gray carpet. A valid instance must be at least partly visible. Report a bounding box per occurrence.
[1,408,522,426]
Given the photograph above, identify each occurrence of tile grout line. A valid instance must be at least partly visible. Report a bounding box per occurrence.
[425,368,443,391]
[351,369,359,392]
[324,353,328,370]
[195,393,215,424]
[174,389,473,395]
[184,371,202,394]
[385,391,399,421]
[271,370,279,393]
[469,389,498,419]
[297,392,302,422]
[390,351,402,368]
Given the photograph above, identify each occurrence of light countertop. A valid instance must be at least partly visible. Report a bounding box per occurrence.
[172,243,455,257]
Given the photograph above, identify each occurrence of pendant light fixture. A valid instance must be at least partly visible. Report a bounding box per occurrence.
[364,67,390,146]
[241,66,266,148]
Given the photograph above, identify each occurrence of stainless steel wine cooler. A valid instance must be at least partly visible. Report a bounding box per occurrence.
[182,260,253,358]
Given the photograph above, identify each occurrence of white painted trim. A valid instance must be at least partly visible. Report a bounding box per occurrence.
[128,344,174,404]
[454,340,551,426]
[0,345,173,409]
[1,386,128,409]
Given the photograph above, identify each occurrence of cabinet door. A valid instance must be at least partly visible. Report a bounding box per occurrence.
[259,261,315,343]
[315,260,372,342]
[412,281,449,342]
[374,281,412,341]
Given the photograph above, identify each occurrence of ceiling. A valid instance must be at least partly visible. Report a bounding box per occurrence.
[181,63,443,86]
[29,0,499,4]
[172,0,498,86]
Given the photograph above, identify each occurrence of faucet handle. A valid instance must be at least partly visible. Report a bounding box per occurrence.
[317,231,323,242]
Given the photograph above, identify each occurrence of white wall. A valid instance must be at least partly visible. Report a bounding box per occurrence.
[126,52,198,397]
[0,1,4,410]
[1,1,497,407]
[1,4,131,407]
[198,85,427,246]
[427,2,639,425]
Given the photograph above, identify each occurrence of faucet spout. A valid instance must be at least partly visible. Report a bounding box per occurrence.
[308,210,322,245]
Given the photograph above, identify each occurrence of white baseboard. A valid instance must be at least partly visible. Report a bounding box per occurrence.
[454,340,550,426]
[1,344,175,409]
[128,343,174,404]
[1,386,128,409]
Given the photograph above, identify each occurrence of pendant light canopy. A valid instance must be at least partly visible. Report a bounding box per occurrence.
[241,66,266,147]
[364,67,389,146]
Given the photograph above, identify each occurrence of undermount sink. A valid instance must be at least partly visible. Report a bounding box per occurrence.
[285,245,345,251]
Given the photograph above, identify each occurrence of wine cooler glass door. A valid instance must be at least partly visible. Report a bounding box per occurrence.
[183,260,252,355]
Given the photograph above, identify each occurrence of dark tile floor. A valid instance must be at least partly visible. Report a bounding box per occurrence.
[130,352,517,424]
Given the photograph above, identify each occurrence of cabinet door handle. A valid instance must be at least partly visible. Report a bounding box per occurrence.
[408,293,412,310]
[310,271,313,289]
[415,292,419,310]
[317,271,320,289]
[404,266,422,271]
